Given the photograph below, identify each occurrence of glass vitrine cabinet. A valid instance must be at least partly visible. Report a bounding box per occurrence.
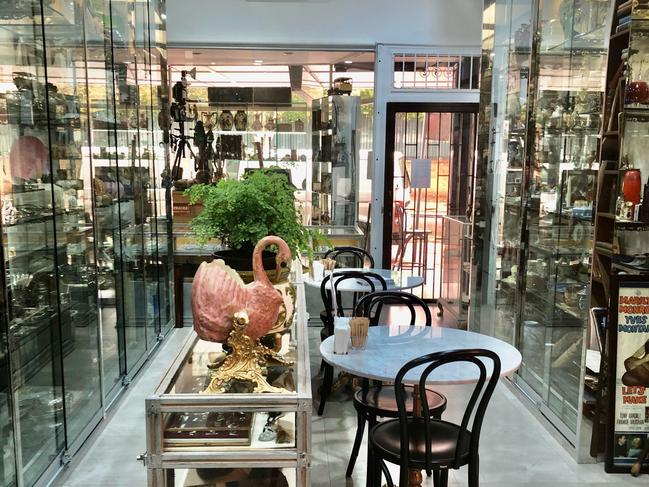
[0,1,172,485]
[144,280,311,487]
[471,0,611,444]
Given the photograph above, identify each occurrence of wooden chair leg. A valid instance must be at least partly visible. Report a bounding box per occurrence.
[318,364,333,416]
[346,409,366,477]
[468,456,479,487]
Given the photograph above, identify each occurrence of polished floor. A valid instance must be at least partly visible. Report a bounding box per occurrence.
[53,322,646,487]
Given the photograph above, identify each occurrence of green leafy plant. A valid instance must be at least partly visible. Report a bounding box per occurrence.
[185,170,321,257]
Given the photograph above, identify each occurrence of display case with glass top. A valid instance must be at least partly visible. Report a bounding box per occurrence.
[471,0,611,445]
[144,279,311,486]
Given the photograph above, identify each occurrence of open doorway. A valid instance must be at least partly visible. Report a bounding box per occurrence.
[382,103,477,301]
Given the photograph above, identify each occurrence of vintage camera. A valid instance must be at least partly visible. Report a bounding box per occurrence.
[170,68,196,123]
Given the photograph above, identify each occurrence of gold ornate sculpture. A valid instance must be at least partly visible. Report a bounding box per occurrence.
[203,311,294,394]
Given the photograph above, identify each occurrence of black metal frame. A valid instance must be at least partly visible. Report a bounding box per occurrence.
[354,290,432,327]
[317,271,387,416]
[369,348,501,487]
[324,246,375,269]
[345,291,443,481]
[382,102,479,301]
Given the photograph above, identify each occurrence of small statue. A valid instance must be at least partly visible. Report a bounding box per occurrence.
[203,311,293,394]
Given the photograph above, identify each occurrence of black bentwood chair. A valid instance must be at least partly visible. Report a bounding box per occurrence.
[346,291,447,478]
[368,349,501,487]
[318,246,376,336]
[318,271,387,416]
[324,246,375,269]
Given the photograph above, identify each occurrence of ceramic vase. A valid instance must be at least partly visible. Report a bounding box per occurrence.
[251,113,263,131]
[219,110,233,131]
[234,110,248,131]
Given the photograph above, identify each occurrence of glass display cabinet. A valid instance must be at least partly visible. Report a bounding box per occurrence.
[0,0,172,485]
[438,215,472,327]
[144,280,311,487]
[311,95,361,227]
[471,0,611,447]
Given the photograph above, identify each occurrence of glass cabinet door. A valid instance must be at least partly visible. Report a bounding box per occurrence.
[110,0,148,374]
[135,0,162,349]
[0,3,65,485]
[470,0,534,344]
[85,0,127,404]
[42,1,103,449]
[0,301,16,487]
[517,0,608,433]
[149,0,173,333]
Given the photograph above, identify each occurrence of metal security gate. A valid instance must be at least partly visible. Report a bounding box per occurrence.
[382,103,477,301]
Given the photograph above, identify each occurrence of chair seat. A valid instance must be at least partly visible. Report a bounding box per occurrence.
[354,385,446,418]
[370,417,471,468]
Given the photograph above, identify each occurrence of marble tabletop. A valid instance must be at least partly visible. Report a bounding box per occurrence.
[303,268,424,292]
[320,325,522,385]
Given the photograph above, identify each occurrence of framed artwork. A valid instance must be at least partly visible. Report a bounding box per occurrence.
[606,274,649,472]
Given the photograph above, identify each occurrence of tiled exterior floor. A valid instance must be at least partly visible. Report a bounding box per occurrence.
[53,319,647,487]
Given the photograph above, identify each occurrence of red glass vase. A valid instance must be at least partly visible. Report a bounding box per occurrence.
[627,81,649,104]
[623,169,642,204]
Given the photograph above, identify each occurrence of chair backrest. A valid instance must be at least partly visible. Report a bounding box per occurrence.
[324,246,375,269]
[353,290,432,327]
[320,271,387,320]
[394,349,501,478]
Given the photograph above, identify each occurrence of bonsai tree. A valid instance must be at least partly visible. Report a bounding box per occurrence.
[185,170,316,257]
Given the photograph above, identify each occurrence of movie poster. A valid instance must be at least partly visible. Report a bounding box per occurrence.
[613,283,649,467]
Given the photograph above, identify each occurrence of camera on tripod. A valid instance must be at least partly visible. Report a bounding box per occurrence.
[170,67,196,123]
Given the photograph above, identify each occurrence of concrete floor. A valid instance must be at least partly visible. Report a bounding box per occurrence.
[53,320,647,487]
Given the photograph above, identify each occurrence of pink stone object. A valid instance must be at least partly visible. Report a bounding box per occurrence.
[192,236,292,342]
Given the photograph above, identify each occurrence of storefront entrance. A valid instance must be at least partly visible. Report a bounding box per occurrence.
[382,103,477,301]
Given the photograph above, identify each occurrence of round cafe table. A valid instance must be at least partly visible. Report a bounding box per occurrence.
[319,325,522,487]
[303,268,424,293]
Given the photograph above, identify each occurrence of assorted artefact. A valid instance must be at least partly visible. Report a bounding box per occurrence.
[192,235,292,342]
[191,236,295,393]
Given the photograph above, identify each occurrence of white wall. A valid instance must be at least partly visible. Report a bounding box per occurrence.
[167,0,482,48]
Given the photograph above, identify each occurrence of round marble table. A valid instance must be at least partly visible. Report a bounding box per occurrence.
[320,325,522,384]
[304,268,424,293]
[320,325,522,487]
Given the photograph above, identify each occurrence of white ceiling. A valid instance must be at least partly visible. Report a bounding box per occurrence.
[168,48,374,66]
[169,48,376,93]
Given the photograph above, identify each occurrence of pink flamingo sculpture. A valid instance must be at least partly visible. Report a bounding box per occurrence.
[192,236,292,343]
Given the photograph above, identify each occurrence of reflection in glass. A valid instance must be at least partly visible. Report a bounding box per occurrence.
[42,1,102,447]
[0,2,65,484]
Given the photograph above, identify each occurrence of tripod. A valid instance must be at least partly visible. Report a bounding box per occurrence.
[170,118,195,181]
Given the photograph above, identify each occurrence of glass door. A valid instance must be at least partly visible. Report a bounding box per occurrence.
[0,2,66,484]
[86,0,128,403]
[0,276,16,487]
[517,0,608,434]
[110,0,148,375]
[42,0,103,449]
[383,104,477,300]
[149,0,173,333]
[134,0,161,350]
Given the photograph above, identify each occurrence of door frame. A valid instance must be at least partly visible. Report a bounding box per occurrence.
[381,102,479,271]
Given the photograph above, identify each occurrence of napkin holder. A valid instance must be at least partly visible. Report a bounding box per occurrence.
[333,317,350,354]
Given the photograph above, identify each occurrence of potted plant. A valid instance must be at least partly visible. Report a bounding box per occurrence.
[185,170,318,281]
